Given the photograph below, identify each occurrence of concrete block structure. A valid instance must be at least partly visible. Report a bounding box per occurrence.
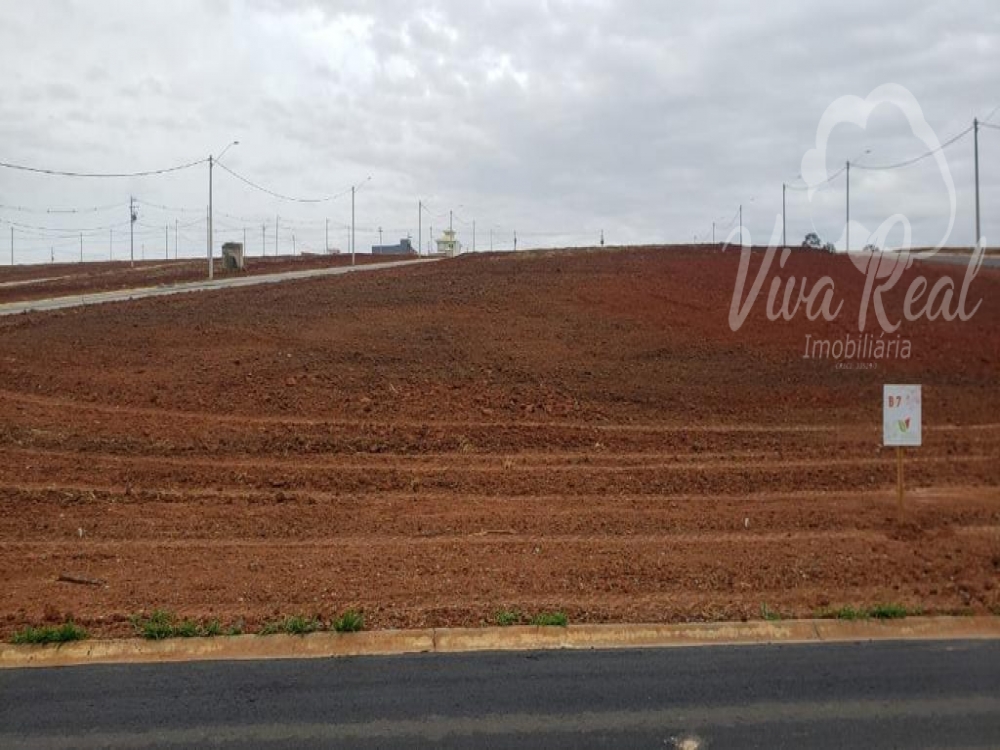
[222,242,245,271]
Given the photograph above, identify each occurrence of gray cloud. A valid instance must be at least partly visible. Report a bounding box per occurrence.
[0,0,997,263]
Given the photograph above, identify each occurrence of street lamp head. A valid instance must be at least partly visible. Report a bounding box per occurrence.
[217,140,240,161]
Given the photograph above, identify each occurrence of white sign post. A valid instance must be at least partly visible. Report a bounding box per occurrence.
[883,385,922,510]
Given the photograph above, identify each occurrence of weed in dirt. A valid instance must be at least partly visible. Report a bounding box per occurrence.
[11,621,88,645]
[333,610,365,633]
[131,611,229,639]
[821,604,914,621]
[257,620,282,636]
[173,619,203,638]
[495,609,522,627]
[259,616,323,636]
[866,603,913,620]
[283,616,323,635]
[132,610,177,640]
[531,612,568,627]
[760,603,782,622]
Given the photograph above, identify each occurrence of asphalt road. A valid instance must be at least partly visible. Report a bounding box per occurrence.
[1,640,998,749]
[0,258,437,317]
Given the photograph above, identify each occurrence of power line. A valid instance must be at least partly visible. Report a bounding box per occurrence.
[0,201,123,215]
[853,125,973,171]
[0,156,207,178]
[981,121,1000,132]
[1,216,133,236]
[134,198,204,214]
[785,163,849,192]
[215,161,353,204]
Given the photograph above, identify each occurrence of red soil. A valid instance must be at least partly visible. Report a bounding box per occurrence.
[0,246,997,637]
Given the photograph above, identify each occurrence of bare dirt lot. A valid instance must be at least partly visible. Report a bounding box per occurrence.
[0,246,997,637]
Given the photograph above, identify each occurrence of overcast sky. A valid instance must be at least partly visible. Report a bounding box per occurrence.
[0,0,998,264]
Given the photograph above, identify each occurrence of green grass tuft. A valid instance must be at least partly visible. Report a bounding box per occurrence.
[258,616,324,636]
[760,603,782,622]
[494,609,522,627]
[866,603,912,620]
[283,616,323,635]
[821,603,915,621]
[11,622,88,645]
[130,611,232,639]
[531,612,568,627]
[333,610,365,633]
[132,610,177,640]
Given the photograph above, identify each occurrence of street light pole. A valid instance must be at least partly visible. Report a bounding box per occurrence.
[208,155,214,279]
[974,117,981,249]
[208,140,239,280]
[350,176,372,267]
[129,196,135,267]
[782,183,787,248]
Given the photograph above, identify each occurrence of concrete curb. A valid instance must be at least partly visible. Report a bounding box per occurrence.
[2,617,998,670]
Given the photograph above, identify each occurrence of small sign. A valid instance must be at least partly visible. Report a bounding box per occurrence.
[883,385,922,447]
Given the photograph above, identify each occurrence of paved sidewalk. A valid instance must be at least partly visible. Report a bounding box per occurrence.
[0,258,438,316]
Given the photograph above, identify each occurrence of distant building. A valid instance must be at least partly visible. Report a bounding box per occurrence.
[371,239,416,256]
[436,228,461,257]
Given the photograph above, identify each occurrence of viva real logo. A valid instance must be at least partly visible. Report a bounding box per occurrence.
[728,84,986,342]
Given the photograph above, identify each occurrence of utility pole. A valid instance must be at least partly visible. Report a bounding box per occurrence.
[449,209,453,232]
[782,183,787,248]
[129,196,135,267]
[846,160,850,253]
[514,230,518,252]
[207,141,239,280]
[378,226,383,248]
[208,155,214,280]
[418,201,423,257]
[974,117,981,249]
